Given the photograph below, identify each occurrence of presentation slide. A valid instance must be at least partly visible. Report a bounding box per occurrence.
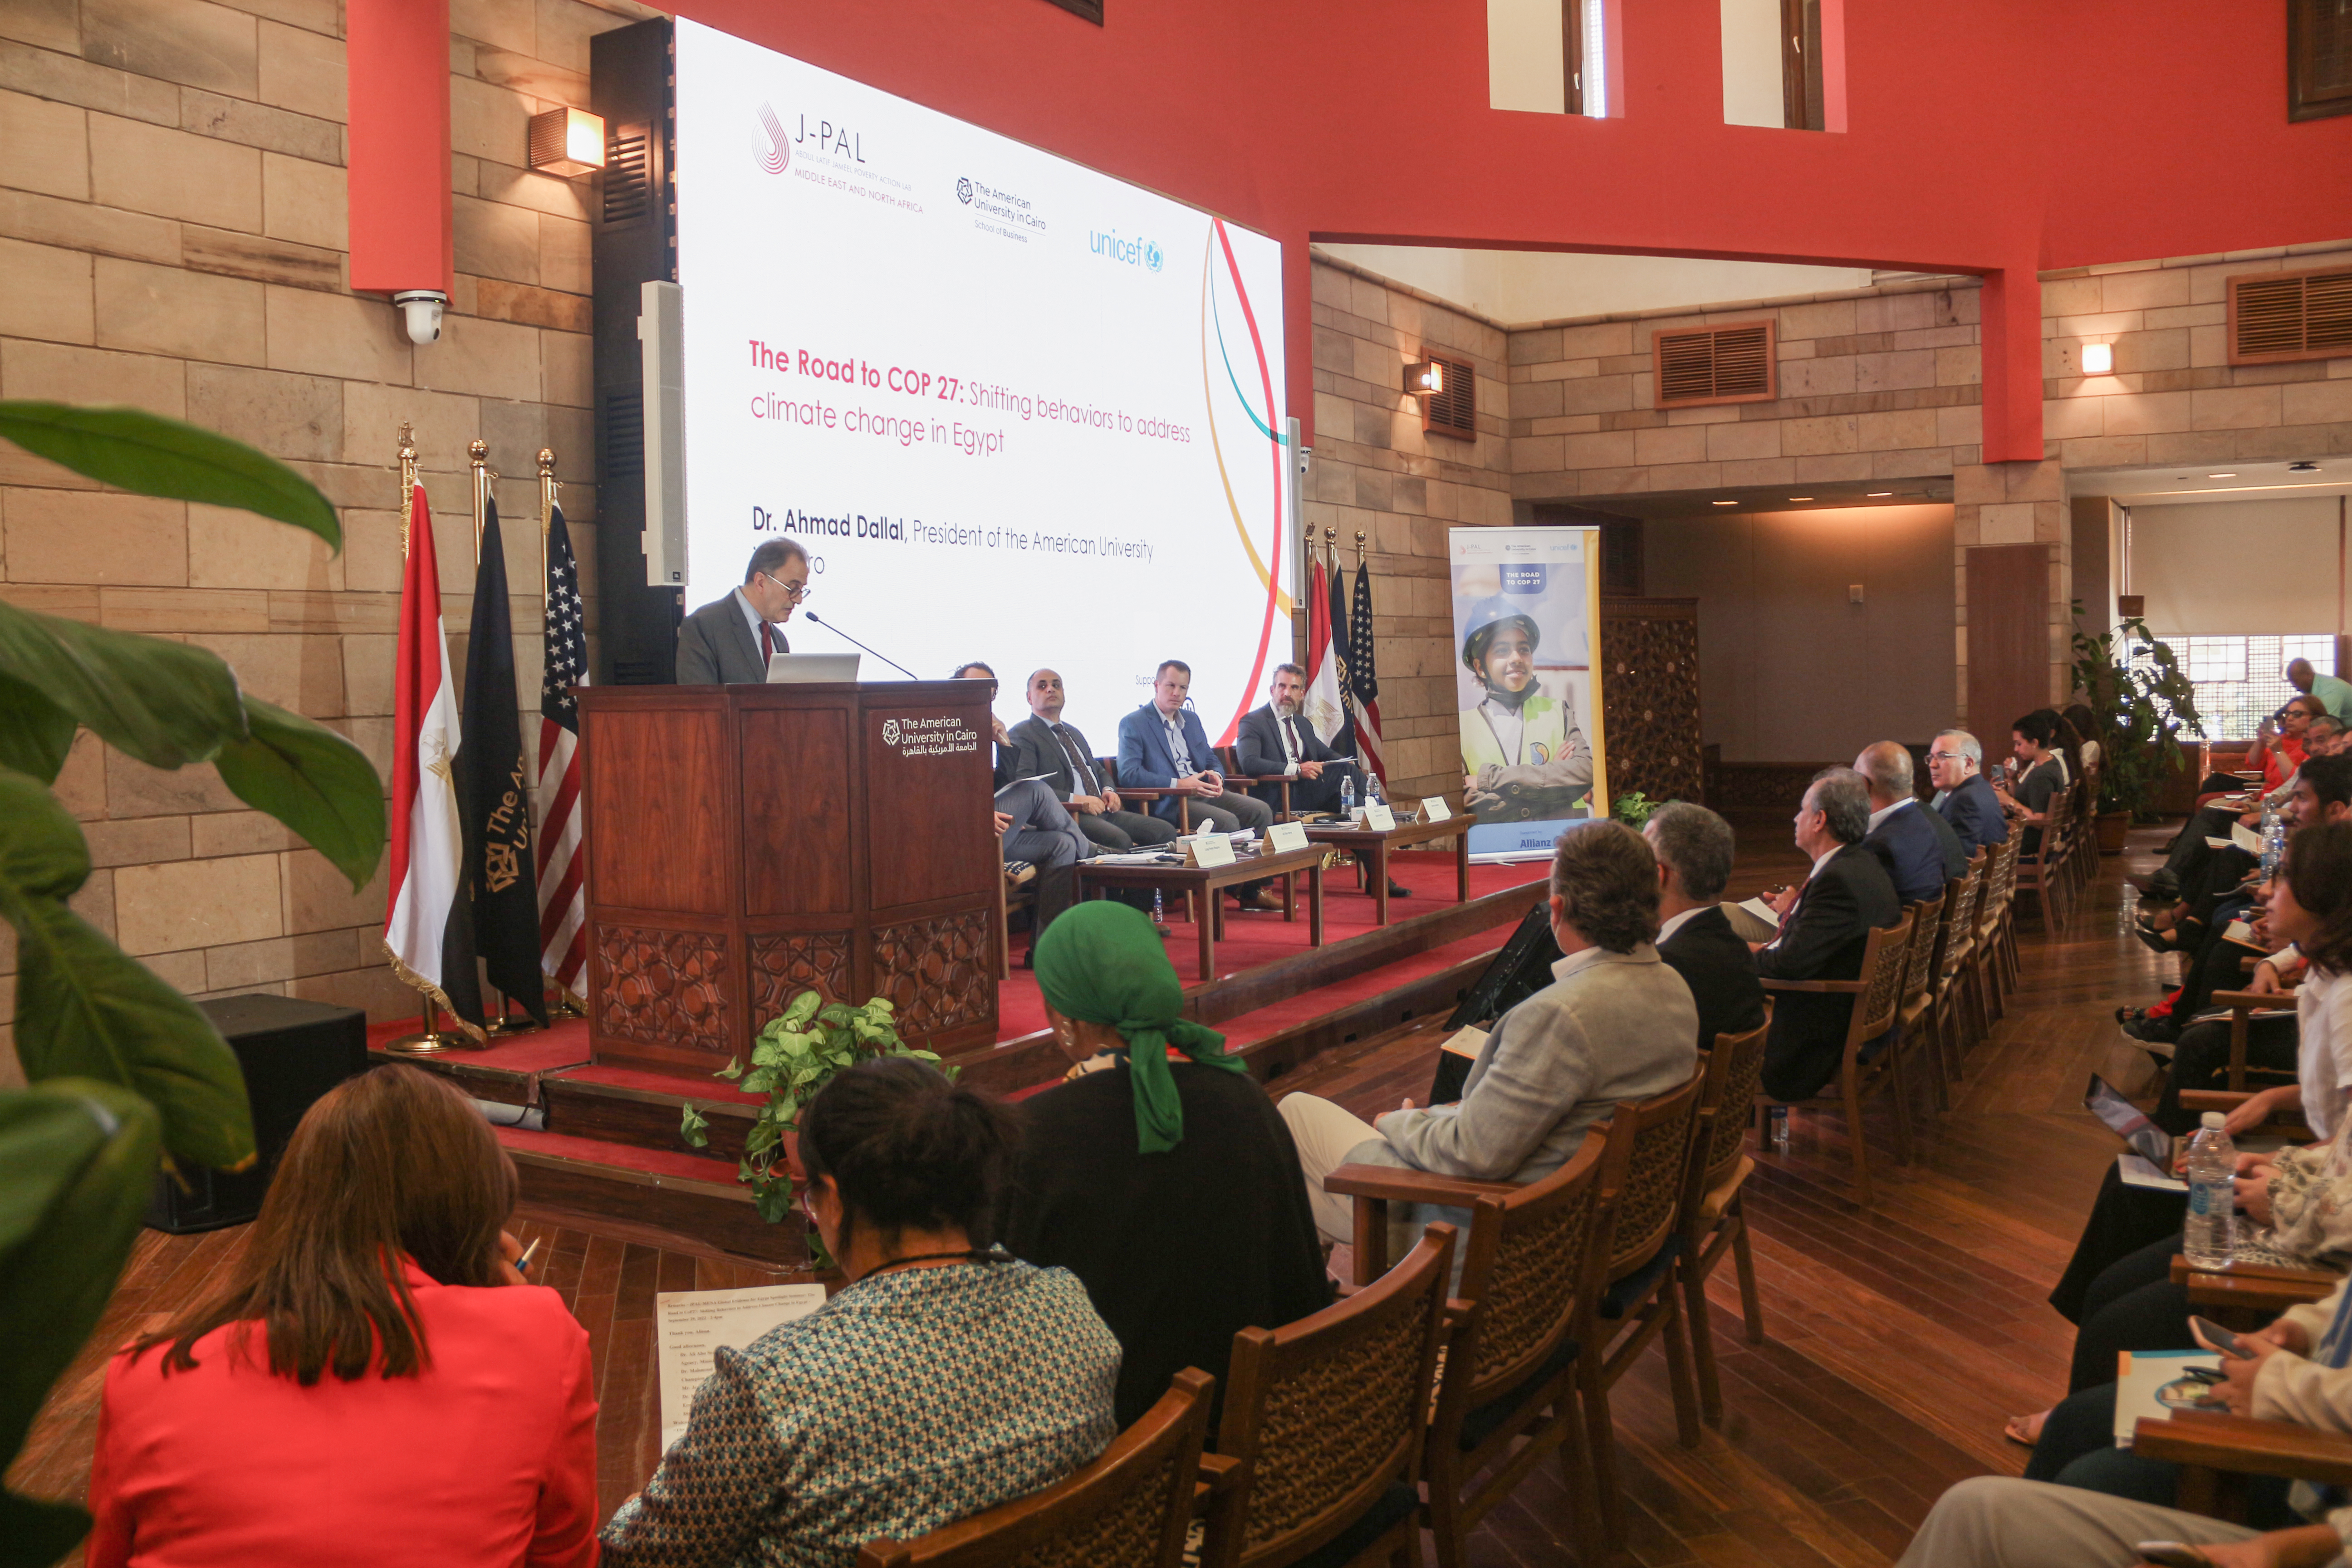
[672,19,1290,748]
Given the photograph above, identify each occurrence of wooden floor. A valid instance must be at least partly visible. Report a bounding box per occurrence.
[9,824,2180,1566]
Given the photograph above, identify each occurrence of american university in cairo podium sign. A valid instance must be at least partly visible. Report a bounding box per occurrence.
[878,715,982,759]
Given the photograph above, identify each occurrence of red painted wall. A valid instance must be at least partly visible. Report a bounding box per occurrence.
[348,0,455,296]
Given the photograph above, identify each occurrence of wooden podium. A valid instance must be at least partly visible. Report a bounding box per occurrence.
[576,681,1000,1074]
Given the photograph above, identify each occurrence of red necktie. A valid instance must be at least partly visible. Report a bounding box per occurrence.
[1284,717,1301,761]
[760,621,774,663]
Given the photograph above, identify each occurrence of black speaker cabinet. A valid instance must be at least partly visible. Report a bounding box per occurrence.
[146,994,371,1234]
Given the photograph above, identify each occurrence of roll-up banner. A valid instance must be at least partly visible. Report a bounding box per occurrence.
[1447,526,1607,861]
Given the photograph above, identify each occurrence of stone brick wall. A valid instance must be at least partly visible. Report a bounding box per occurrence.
[0,0,656,1084]
[1307,254,1514,806]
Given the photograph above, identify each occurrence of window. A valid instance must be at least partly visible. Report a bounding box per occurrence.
[2291,0,2352,122]
[1568,0,1608,116]
[2150,632,2337,740]
[1781,0,1825,130]
[1488,0,1608,117]
[1652,320,1777,408]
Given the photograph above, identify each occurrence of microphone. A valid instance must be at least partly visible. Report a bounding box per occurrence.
[803,611,920,680]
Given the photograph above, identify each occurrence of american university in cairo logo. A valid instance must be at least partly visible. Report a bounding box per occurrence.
[756,103,790,174]
[881,718,902,745]
[956,176,973,204]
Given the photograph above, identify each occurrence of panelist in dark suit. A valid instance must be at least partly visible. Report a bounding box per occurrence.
[1856,741,1968,904]
[1642,802,1766,1053]
[1235,664,1407,899]
[1006,670,1178,854]
[674,539,806,684]
[1927,729,2009,853]
[1754,768,1903,1103]
[1116,660,1277,909]
[952,661,1019,788]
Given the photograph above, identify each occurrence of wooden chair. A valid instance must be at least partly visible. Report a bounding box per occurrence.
[1323,1133,1612,1568]
[1577,1069,1710,1548]
[2071,766,2103,899]
[1758,909,1918,1205]
[1106,756,1198,833]
[1892,888,1948,1113]
[2134,1408,2352,1523]
[2014,784,2073,929]
[1216,744,1297,822]
[1928,852,1985,1075]
[1970,833,2021,1031]
[1677,1018,1774,1428]
[2206,987,2301,1093]
[858,1369,1221,1568]
[1203,1226,1455,1568]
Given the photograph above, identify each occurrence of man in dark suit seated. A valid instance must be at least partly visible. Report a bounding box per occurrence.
[1642,801,1766,1053]
[1117,659,1278,910]
[1235,664,1407,899]
[1926,729,2009,854]
[1005,669,1178,854]
[1754,767,1904,1102]
[675,539,806,683]
[1856,741,1969,903]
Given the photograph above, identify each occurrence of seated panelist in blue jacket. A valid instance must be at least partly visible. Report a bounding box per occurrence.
[1926,729,2009,854]
[1116,660,1279,910]
[1854,741,1969,904]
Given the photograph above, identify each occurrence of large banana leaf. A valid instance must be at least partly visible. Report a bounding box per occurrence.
[0,1079,161,1568]
[0,600,245,771]
[0,771,251,1171]
[0,402,338,550]
[0,671,74,785]
[214,700,386,893]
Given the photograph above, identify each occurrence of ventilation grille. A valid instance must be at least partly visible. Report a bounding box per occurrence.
[2230,268,2352,364]
[601,390,644,481]
[602,125,652,225]
[1422,353,1476,439]
[1653,321,1776,408]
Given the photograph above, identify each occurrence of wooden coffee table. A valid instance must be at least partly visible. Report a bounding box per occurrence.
[1303,815,1472,927]
[1073,843,1327,981]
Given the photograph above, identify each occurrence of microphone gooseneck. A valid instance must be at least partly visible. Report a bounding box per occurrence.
[803,612,920,680]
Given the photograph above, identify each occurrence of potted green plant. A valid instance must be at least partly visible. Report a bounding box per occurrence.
[1611,791,1659,827]
[680,991,944,1265]
[2070,603,2205,852]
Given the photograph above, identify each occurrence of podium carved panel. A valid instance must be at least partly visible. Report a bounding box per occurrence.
[595,925,732,1054]
[873,909,993,1035]
[748,931,855,1021]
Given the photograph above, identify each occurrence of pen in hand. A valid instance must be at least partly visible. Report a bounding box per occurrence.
[516,1236,543,1278]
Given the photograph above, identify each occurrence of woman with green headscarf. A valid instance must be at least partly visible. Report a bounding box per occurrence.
[1001,900,1330,1434]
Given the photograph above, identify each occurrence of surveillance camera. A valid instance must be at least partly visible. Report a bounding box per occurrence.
[392,290,448,346]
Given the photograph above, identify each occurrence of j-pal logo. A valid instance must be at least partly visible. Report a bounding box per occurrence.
[755,103,790,175]
[1089,229,1163,273]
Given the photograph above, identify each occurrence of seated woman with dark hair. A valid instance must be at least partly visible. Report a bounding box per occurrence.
[1002,899,1330,1434]
[1993,708,2069,854]
[600,1056,1120,1568]
[84,1064,598,1568]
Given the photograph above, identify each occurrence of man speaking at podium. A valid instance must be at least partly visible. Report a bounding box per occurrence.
[674,539,808,683]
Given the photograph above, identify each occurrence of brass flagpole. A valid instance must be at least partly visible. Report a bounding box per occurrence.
[385,424,463,1055]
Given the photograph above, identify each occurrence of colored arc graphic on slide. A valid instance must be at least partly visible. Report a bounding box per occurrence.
[1200,218,1289,745]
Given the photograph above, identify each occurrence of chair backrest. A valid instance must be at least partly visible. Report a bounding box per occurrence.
[1213,1226,1455,1568]
[1693,1017,1773,1195]
[1448,1129,1607,1409]
[1933,857,1982,978]
[1598,1067,1708,1279]
[2036,786,2072,865]
[857,1369,1213,1568]
[1978,833,2018,930]
[1898,890,1945,1006]
[1846,910,1916,1049]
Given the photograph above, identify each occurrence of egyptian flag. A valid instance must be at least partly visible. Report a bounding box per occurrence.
[1327,552,1357,760]
[534,500,588,1000]
[457,492,549,1028]
[383,482,484,1036]
[1350,557,1386,782]
[1302,550,1347,745]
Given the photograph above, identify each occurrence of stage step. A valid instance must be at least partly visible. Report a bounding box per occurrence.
[497,1124,810,1267]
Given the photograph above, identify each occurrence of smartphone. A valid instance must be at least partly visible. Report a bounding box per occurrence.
[2188,1315,2250,1359]
[2136,1544,2215,1568]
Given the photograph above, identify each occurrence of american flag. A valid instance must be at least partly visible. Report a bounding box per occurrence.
[534,502,588,999]
[1350,558,1385,782]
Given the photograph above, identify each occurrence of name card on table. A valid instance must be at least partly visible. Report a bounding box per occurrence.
[1186,832,1236,868]
[1265,820,1309,854]
[1363,803,1397,831]
[1421,795,1452,822]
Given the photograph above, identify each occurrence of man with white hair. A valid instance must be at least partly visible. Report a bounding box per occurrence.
[1857,741,1969,903]
[1926,730,2008,853]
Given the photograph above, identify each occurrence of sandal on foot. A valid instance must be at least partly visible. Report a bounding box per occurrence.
[2002,1411,2047,1448]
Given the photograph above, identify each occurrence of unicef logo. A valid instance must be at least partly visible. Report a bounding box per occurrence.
[1144,240,1164,272]
[882,719,902,745]
[956,177,973,204]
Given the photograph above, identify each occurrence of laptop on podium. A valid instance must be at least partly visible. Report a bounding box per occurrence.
[764,652,860,683]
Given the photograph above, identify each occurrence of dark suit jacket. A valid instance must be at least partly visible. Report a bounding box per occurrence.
[674,592,784,684]
[1007,715,1110,802]
[1936,773,2009,852]
[1117,705,1220,822]
[1863,799,1968,904]
[1235,705,1340,778]
[1657,907,1768,1056]
[1756,843,1902,1102]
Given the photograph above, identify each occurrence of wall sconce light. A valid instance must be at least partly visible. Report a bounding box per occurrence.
[528,108,608,177]
[2080,342,2114,374]
[1402,359,1442,397]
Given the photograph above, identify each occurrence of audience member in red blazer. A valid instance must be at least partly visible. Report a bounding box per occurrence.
[84,1065,598,1568]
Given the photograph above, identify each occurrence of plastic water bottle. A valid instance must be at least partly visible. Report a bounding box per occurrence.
[2262,809,2288,878]
[1152,888,1165,923]
[1340,775,1356,818]
[1768,1105,1790,1152]
[2184,1112,2238,1270]
[2118,878,2140,933]
[1366,771,1384,806]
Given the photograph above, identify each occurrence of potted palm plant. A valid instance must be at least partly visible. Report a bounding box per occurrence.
[2070,604,2205,853]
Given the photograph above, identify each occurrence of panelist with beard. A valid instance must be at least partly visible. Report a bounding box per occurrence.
[1457,598,1593,823]
[1236,664,1408,899]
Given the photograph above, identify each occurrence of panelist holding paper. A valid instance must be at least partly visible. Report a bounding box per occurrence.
[1117,660,1278,911]
[674,539,808,684]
